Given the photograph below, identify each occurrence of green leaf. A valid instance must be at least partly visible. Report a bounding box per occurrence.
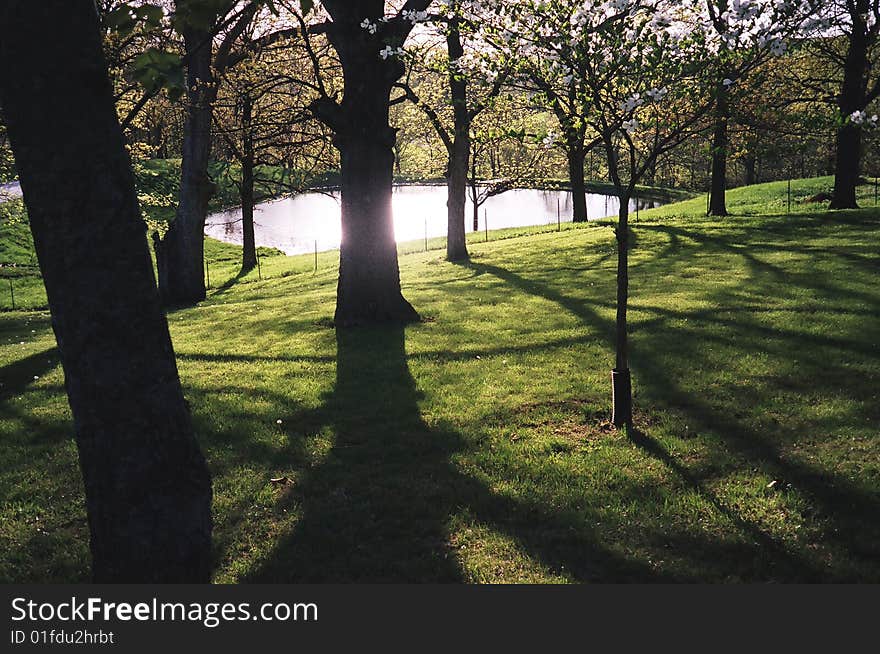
[133,4,164,29]
[104,6,137,35]
[132,48,185,99]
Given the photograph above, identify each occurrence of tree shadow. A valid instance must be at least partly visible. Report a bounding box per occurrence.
[0,347,58,402]
[245,326,669,582]
[454,257,877,580]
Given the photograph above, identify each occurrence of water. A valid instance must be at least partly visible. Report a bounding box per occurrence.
[204,184,660,256]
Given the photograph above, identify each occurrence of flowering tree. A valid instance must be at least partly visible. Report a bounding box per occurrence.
[479,1,615,223]
[399,0,511,261]
[820,0,880,208]
[699,0,822,216]
[295,0,433,325]
[582,1,723,426]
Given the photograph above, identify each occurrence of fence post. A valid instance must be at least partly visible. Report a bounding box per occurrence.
[484,209,488,243]
[314,240,318,273]
[205,260,210,289]
[8,279,14,311]
[787,177,792,214]
[875,176,878,205]
[256,250,262,280]
[557,197,561,231]
[424,218,428,252]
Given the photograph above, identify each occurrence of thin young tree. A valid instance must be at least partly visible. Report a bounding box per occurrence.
[0,0,212,581]
[400,1,511,261]
[213,37,329,274]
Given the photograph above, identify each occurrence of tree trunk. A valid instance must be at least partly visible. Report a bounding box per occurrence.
[334,125,419,325]
[708,83,729,216]
[612,200,632,428]
[158,27,216,306]
[744,155,757,186]
[446,22,470,262]
[0,0,212,582]
[310,17,419,326]
[831,125,863,209]
[470,148,481,232]
[566,142,588,222]
[240,95,257,274]
[447,137,470,260]
[831,10,869,210]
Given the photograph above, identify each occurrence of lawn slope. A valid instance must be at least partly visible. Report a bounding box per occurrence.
[1,176,878,582]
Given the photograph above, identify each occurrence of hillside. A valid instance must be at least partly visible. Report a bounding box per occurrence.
[1,177,878,582]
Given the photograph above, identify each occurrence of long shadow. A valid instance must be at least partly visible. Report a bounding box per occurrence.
[460,260,614,340]
[626,429,825,581]
[636,223,880,307]
[456,259,877,580]
[0,347,59,402]
[246,327,670,582]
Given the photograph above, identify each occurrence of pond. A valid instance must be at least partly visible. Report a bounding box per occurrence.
[204,184,661,256]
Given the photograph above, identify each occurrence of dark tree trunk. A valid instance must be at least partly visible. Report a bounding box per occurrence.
[312,19,419,326]
[612,200,632,428]
[448,137,470,260]
[831,7,869,210]
[158,27,216,306]
[240,95,257,274]
[708,83,729,216]
[566,141,588,223]
[446,22,470,262]
[334,126,418,325]
[743,155,757,186]
[831,125,863,209]
[0,0,212,582]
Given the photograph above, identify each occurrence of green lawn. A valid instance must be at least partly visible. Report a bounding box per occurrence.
[1,176,878,582]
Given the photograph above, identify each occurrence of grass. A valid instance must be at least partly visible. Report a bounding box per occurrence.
[0,175,878,582]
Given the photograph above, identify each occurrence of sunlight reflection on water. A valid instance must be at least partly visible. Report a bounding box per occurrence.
[204,184,658,256]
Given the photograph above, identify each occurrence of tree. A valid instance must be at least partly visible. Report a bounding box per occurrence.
[822,0,880,208]
[480,0,607,224]
[502,0,717,428]
[213,32,329,274]
[157,0,259,306]
[301,1,431,325]
[401,1,511,261]
[701,0,821,216]
[0,0,212,581]
[466,105,550,231]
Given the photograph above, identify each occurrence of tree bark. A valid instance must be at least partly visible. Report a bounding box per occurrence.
[0,0,212,582]
[743,155,757,186]
[612,200,632,428]
[708,83,729,216]
[447,136,470,260]
[831,6,869,210]
[240,95,257,274]
[446,22,470,262]
[566,140,588,222]
[312,17,420,326]
[158,26,216,306]
[470,150,481,232]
